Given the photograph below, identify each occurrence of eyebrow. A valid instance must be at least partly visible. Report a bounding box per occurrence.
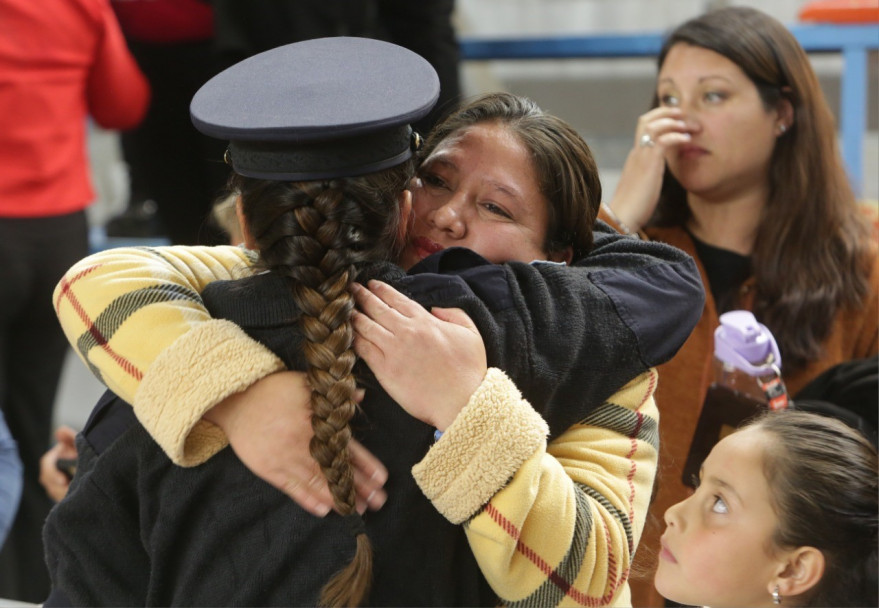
[426,155,526,204]
[703,473,743,505]
[485,178,523,203]
[422,155,455,172]
[658,75,734,86]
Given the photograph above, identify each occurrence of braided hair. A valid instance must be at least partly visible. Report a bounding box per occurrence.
[232,160,413,607]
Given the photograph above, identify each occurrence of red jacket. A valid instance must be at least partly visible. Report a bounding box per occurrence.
[0,0,150,217]
[110,0,213,44]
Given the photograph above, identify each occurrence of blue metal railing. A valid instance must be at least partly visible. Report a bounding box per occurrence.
[459,23,879,195]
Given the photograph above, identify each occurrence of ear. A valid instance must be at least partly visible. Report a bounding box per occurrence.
[547,246,573,265]
[775,90,795,136]
[235,195,257,250]
[771,546,825,601]
[397,188,413,244]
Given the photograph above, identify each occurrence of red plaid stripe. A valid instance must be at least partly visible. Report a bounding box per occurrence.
[55,265,143,381]
[624,368,655,547]
[484,503,625,606]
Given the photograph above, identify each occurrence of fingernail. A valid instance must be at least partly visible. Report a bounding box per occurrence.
[315,503,331,517]
[371,491,387,509]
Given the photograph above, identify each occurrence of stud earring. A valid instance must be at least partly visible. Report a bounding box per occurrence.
[772,585,782,604]
[778,124,787,135]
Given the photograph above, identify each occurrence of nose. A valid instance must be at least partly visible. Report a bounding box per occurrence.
[675,99,702,135]
[664,496,687,530]
[430,198,466,239]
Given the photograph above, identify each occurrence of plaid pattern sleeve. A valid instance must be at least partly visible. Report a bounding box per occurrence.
[52,245,285,466]
[413,368,659,607]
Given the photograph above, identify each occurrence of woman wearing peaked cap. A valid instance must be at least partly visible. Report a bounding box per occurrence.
[47,37,703,606]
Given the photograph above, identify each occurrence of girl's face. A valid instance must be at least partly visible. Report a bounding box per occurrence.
[657,43,783,203]
[398,122,567,270]
[655,427,785,607]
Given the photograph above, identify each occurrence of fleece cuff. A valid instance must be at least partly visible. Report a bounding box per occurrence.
[134,319,285,466]
[412,368,548,524]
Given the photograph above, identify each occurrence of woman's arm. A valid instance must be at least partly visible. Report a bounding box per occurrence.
[0,410,22,549]
[53,230,697,505]
[360,236,702,437]
[354,283,658,604]
[414,369,658,606]
[54,229,699,456]
[52,245,286,465]
[86,0,150,129]
[53,245,386,512]
[604,106,692,234]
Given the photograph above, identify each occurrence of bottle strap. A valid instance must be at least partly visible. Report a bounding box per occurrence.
[758,364,789,410]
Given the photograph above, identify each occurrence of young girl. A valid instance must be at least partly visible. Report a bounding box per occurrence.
[655,410,878,607]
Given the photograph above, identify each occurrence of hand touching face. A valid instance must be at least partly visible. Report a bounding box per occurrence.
[655,43,786,203]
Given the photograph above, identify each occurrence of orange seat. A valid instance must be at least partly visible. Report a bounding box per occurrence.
[799,0,879,24]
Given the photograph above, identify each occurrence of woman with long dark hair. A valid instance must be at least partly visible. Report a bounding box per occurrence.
[603,7,878,604]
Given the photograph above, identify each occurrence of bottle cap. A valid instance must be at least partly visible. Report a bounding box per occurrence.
[714,310,782,376]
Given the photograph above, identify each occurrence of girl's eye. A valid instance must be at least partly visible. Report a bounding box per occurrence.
[704,91,726,103]
[659,93,680,107]
[711,495,729,514]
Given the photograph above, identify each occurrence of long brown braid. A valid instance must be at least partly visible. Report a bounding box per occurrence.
[231,162,412,607]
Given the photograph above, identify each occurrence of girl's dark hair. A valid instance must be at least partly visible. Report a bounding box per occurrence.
[420,92,602,262]
[649,6,872,373]
[232,159,413,607]
[747,410,878,606]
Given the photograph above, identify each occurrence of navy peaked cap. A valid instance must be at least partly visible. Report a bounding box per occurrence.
[190,37,440,180]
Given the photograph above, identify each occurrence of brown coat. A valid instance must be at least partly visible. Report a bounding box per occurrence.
[617,223,879,606]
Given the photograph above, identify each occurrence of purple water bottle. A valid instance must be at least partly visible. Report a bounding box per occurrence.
[713,311,788,410]
[682,311,789,487]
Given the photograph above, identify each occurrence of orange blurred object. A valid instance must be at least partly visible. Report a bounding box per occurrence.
[799,0,879,23]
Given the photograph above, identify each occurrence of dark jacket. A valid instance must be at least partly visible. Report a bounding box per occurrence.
[44,222,704,605]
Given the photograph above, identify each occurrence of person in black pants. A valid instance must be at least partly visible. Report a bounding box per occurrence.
[211,0,462,134]
[107,0,229,245]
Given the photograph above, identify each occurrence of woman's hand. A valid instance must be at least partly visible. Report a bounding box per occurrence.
[205,371,388,516]
[40,426,78,502]
[607,107,692,232]
[351,280,487,431]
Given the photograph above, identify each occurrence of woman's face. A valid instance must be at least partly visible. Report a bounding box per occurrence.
[655,427,784,607]
[657,43,783,203]
[398,122,566,270]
